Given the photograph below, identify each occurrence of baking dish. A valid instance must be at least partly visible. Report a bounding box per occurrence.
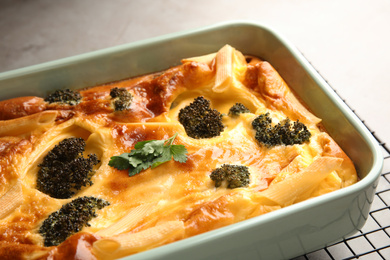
[0,21,383,260]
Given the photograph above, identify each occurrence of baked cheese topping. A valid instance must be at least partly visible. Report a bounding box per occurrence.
[0,45,357,259]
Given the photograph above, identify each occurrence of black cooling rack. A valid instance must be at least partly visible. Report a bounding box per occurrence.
[290,70,390,259]
[294,135,390,260]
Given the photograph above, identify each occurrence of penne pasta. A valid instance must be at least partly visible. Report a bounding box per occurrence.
[181,52,217,66]
[214,44,233,92]
[96,202,156,237]
[258,156,343,207]
[0,111,57,137]
[0,181,23,219]
[213,45,248,93]
[93,221,185,259]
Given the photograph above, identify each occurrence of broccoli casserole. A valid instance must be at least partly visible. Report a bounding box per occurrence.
[0,45,358,259]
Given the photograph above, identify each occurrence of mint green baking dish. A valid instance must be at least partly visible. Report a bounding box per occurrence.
[0,21,383,260]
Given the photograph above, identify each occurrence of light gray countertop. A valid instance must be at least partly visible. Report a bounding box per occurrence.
[1,0,389,259]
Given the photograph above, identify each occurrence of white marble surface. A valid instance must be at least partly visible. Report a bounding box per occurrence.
[1,0,389,259]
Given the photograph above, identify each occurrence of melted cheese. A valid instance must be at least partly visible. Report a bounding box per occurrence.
[0,45,358,259]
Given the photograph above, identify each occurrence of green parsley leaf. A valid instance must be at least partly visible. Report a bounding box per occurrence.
[109,133,188,176]
[171,145,188,163]
[108,154,130,170]
[151,146,172,168]
[128,155,144,167]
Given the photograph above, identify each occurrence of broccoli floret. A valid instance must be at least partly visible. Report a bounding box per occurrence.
[39,196,109,247]
[228,103,250,117]
[110,87,133,111]
[44,89,82,105]
[251,113,276,147]
[178,96,224,139]
[252,112,311,147]
[210,164,250,189]
[36,137,100,199]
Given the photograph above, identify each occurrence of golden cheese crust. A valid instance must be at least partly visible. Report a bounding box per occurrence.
[0,45,358,259]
